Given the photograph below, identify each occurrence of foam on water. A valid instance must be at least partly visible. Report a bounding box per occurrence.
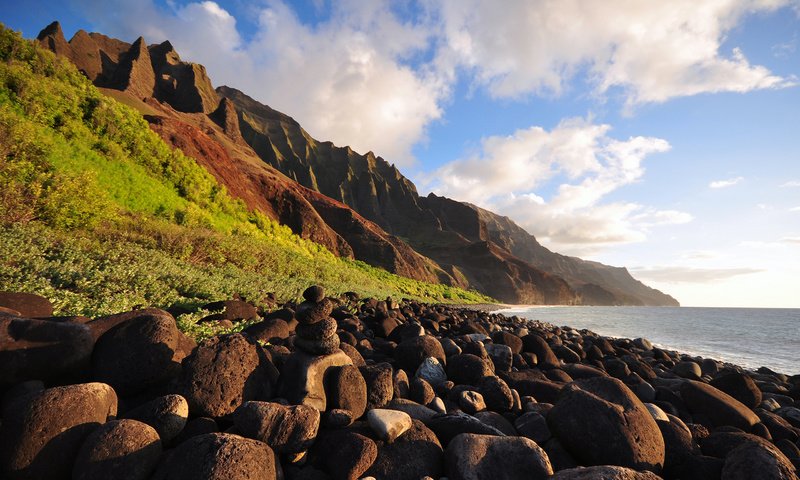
[495,306,800,376]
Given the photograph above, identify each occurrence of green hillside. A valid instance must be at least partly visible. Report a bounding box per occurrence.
[0,25,492,317]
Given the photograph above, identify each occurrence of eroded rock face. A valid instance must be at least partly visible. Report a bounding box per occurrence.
[150,433,277,480]
[446,433,553,480]
[548,377,665,473]
[176,333,275,418]
[0,383,118,480]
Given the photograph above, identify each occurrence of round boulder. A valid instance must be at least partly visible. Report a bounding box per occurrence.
[0,292,53,318]
[359,363,394,410]
[680,380,759,430]
[710,372,762,409]
[447,354,493,386]
[73,419,161,480]
[446,433,553,480]
[364,419,443,480]
[721,440,798,480]
[233,401,319,454]
[325,365,368,420]
[314,430,377,480]
[552,465,663,479]
[122,394,189,443]
[395,335,446,374]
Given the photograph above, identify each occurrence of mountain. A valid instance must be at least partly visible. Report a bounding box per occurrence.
[36,21,678,306]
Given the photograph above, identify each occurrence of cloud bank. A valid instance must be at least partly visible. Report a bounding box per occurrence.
[630,266,763,283]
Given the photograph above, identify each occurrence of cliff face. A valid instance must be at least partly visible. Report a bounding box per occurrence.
[38,21,678,305]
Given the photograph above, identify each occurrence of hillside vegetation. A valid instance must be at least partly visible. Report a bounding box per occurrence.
[0,25,492,317]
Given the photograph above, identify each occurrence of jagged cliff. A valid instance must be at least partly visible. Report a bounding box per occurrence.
[37,21,678,305]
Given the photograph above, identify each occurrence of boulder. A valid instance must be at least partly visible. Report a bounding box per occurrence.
[233,401,319,454]
[325,365,368,419]
[427,412,506,446]
[447,354,493,386]
[174,417,218,444]
[485,343,514,372]
[547,377,665,472]
[680,380,759,430]
[201,299,258,321]
[0,382,117,479]
[244,318,290,343]
[457,390,486,414]
[176,333,275,418]
[410,377,436,405]
[474,411,517,436]
[87,308,174,341]
[0,292,53,318]
[551,466,663,479]
[1,317,94,386]
[522,334,560,368]
[151,433,277,480]
[415,357,447,387]
[478,375,515,412]
[515,412,552,444]
[710,372,762,409]
[673,361,702,380]
[91,311,186,395]
[314,430,377,480]
[364,420,443,480]
[122,394,188,443]
[721,440,798,480]
[72,419,161,480]
[446,433,553,480]
[359,363,394,410]
[367,408,412,442]
[295,299,333,324]
[384,398,438,424]
[280,350,353,410]
[395,335,445,374]
[492,331,523,354]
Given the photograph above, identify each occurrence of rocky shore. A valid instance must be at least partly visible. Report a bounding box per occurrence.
[1,288,799,480]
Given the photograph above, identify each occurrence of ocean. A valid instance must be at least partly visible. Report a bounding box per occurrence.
[493,306,800,376]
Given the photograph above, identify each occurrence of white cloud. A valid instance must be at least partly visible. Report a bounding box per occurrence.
[782,236,800,244]
[421,117,689,254]
[781,180,800,187]
[709,176,744,188]
[435,0,796,107]
[790,206,800,212]
[630,266,763,283]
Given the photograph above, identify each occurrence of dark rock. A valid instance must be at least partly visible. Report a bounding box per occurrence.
[314,430,377,480]
[474,411,517,435]
[325,365,368,420]
[445,433,553,480]
[174,417,218,444]
[323,408,354,428]
[513,379,564,404]
[294,333,341,355]
[176,333,275,418]
[393,368,409,399]
[151,433,277,480]
[523,334,560,368]
[515,412,552,444]
[1,317,94,386]
[296,318,337,341]
[680,380,759,430]
[1,380,44,411]
[122,394,188,443]
[447,354,493,386]
[547,377,665,472]
[544,368,574,383]
[758,409,800,442]
[296,299,333,324]
[0,382,117,479]
[711,372,762,409]
[303,285,326,303]
[73,419,161,480]
[339,343,366,367]
[492,331,523,354]
[721,440,798,480]
[385,398,438,423]
[551,465,663,479]
[281,350,353,410]
[202,299,258,321]
[244,318,290,343]
[457,390,486,414]
[364,420,443,480]
[543,437,579,471]
[359,363,394,410]
[478,375,514,412]
[427,412,506,446]
[561,363,609,380]
[0,292,53,318]
[233,401,319,454]
[395,335,445,374]
[92,311,187,396]
[485,343,514,372]
[673,361,702,380]
[700,431,766,458]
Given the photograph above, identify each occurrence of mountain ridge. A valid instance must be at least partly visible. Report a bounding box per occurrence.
[36,21,678,306]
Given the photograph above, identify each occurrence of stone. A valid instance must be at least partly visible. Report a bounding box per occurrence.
[551,466,663,479]
[680,380,759,430]
[367,408,413,442]
[296,299,333,324]
[485,343,514,372]
[446,433,553,480]
[522,334,560,368]
[410,376,436,405]
[174,417,218,444]
[457,390,486,414]
[447,354,493,386]
[244,318,290,343]
[474,411,517,435]
[315,430,377,480]
[92,311,186,395]
[294,333,341,355]
[0,382,117,480]
[395,335,445,374]
[177,333,275,418]
[359,363,394,410]
[515,412,552,444]
[1,317,94,386]
[281,350,353,411]
[364,420,443,480]
[0,292,53,318]
[73,419,161,480]
[722,440,798,480]
[323,408,354,428]
[633,338,654,351]
[233,401,319,454]
[325,365,368,420]
[202,299,258,321]
[392,368,409,399]
[492,331,523,354]
[478,375,515,412]
[673,361,702,380]
[547,377,665,472]
[427,412,506,446]
[151,433,277,480]
[122,394,189,443]
[645,403,670,422]
[710,372,763,409]
[339,343,366,367]
[385,398,438,423]
[296,318,337,341]
[303,285,326,303]
[415,357,447,387]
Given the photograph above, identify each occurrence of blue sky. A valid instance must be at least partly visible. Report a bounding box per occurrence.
[3,0,800,307]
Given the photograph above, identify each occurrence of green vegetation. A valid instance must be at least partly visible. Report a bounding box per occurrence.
[0,25,493,318]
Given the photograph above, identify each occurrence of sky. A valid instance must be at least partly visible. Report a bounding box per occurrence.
[3,0,800,307]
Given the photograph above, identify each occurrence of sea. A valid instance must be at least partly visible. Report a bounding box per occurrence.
[492,306,800,376]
